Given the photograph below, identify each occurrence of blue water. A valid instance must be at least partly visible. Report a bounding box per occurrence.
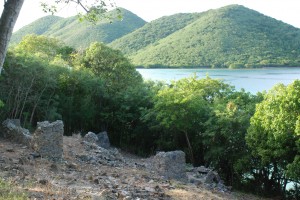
[137,67,300,93]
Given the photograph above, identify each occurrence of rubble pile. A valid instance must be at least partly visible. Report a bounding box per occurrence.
[0,119,233,199]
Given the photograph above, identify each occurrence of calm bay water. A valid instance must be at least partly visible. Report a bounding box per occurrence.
[137,67,300,93]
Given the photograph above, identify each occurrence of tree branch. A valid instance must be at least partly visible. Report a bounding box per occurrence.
[77,0,89,13]
[69,0,89,13]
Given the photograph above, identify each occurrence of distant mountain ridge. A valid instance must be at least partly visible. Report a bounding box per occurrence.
[109,12,204,55]
[111,5,300,68]
[11,8,146,48]
[11,5,300,68]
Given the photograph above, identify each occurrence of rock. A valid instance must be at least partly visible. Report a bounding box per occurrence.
[205,171,221,184]
[83,131,110,149]
[194,166,211,174]
[49,163,58,172]
[152,150,187,182]
[186,165,230,192]
[96,131,110,149]
[29,152,41,159]
[6,148,14,152]
[144,186,155,192]
[18,156,30,165]
[187,173,203,185]
[2,119,32,146]
[83,132,98,144]
[32,120,64,160]
[77,141,124,167]
[0,156,7,164]
[38,179,48,185]
[66,162,78,170]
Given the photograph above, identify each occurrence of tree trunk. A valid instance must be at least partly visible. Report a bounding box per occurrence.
[0,0,24,73]
[184,130,195,165]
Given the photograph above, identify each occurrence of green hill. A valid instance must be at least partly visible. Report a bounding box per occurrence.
[109,13,203,55]
[12,15,63,43]
[11,8,146,48]
[112,5,300,68]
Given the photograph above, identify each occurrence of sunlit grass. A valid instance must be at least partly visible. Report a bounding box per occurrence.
[0,179,27,200]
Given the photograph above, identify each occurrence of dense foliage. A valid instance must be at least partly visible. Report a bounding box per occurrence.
[1,34,299,199]
[1,35,144,135]
[11,8,146,48]
[245,82,300,197]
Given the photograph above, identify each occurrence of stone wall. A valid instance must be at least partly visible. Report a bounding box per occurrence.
[152,150,187,182]
[32,120,64,160]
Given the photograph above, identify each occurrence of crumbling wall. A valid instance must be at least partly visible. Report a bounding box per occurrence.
[32,120,64,160]
[152,150,187,181]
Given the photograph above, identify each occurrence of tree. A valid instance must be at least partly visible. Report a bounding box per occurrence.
[13,34,74,63]
[203,90,262,185]
[0,0,116,73]
[0,49,60,127]
[0,0,24,74]
[246,81,300,197]
[151,76,232,164]
[75,42,142,93]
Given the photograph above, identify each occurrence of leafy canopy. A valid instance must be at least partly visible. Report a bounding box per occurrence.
[246,81,300,193]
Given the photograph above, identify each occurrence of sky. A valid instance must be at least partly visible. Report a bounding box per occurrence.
[1,0,300,31]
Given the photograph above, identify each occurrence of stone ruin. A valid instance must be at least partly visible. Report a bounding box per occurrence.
[1,118,229,192]
[96,131,110,149]
[1,119,32,147]
[83,131,110,149]
[81,131,123,166]
[1,119,64,161]
[186,166,216,184]
[151,150,228,192]
[83,131,98,144]
[152,150,188,182]
[32,120,64,160]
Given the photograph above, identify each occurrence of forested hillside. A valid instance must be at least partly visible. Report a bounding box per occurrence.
[109,13,203,55]
[11,8,146,48]
[11,15,63,43]
[113,5,300,68]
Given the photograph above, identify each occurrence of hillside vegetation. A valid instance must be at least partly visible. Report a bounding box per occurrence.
[112,5,300,68]
[109,13,203,55]
[11,5,300,68]
[11,8,146,48]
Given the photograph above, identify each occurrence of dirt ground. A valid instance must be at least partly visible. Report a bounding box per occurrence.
[0,135,268,200]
